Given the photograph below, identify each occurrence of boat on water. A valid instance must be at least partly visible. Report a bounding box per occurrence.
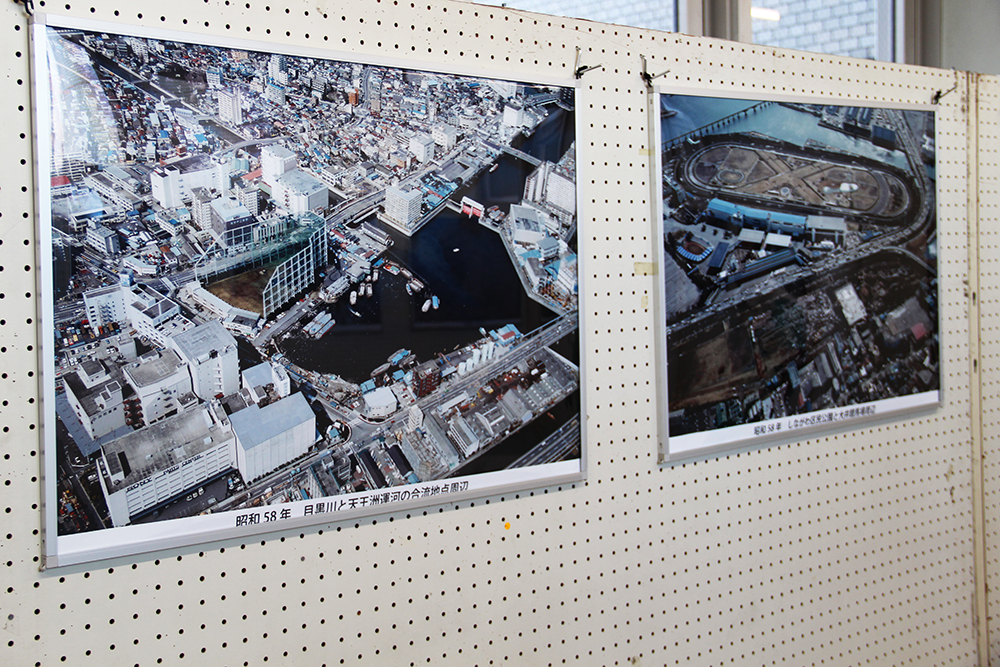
[422,299,431,313]
[431,295,439,310]
[388,348,410,364]
[303,311,331,336]
[405,283,413,296]
[350,308,361,318]
[314,318,336,338]
[366,283,373,297]
[349,290,357,305]
[489,163,499,173]
[662,108,678,118]
[453,248,460,253]
[372,269,379,282]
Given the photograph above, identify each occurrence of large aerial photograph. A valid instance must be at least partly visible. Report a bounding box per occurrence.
[37,20,580,562]
[659,93,939,459]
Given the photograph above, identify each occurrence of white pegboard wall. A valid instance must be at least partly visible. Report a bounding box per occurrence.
[0,0,983,665]
[975,72,1000,665]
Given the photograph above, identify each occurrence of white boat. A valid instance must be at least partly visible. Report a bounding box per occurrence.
[365,283,373,297]
[349,290,357,305]
[372,269,379,282]
[422,299,431,313]
[314,319,336,338]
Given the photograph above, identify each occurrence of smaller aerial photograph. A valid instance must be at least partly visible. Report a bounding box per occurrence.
[37,20,580,560]
[659,93,939,457]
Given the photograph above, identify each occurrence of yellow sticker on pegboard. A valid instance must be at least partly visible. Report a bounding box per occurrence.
[634,261,657,276]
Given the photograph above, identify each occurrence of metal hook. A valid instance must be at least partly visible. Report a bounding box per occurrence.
[574,47,603,80]
[932,69,960,104]
[14,0,34,16]
[640,54,670,89]
[932,84,957,104]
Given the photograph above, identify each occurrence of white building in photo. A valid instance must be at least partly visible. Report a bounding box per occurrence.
[122,348,195,425]
[273,169,328,214]
[85,222,120,256]
[503,102,526,127]
[432,123,458,150]
[261,144,297,186]
[523,160,576,229]
[83,285,128,336]
[229,392,315,481]
[409,133,436,163]
[384,185,422,231]
[125,284,187,348]
[150,155,219,208]
[508,203,549,246]
[170,320,240,401]
[234,181,261,216]
[364,386,398,420]
[96,404,238,527]
[190,186,216,231]
[447,415,481,457]
[405,405,424,433]
[265,80,286,106]
[217,88,243,126]
[241,361,291,402]
[63,359,128,440]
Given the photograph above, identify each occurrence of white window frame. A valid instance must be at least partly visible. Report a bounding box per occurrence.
[683,0,939,67]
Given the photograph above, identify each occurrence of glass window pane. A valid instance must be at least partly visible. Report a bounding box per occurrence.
[752,0,886,60]
[472,0,677,34]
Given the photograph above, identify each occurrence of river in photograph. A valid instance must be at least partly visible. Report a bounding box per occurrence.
[280,108,577,386]
[661,95,913,173]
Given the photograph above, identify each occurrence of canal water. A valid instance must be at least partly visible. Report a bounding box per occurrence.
[281,107,577,385]
[661,95,916,173]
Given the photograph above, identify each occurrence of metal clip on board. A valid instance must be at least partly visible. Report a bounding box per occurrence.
[574,47,603,79]
[640,55,670,90]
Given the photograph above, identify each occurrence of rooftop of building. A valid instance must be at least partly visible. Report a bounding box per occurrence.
[262,144,296,160]
[171,319,237,364]
[161,153,216,174]
[123,348,186,389]
[276,168,327,194]
[128,284,178,321]
[241,362,276,390]
[101,404,234,489]
[228,392,314,450]
[210,197,253,221]
[84,284,124,300]
[64,360,130,419]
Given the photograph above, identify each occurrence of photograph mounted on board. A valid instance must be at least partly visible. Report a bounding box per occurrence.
[656,92,939,462]
[35,16,582,567]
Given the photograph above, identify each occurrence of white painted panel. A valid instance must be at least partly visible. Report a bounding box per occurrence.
[0,0,981,665]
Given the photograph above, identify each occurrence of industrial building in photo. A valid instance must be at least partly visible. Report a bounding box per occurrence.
[227,392,316,482]
[96,404,238,527]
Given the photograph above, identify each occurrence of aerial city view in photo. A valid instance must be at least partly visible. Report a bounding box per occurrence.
[660,95,938,446]
[43,25,579,537]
